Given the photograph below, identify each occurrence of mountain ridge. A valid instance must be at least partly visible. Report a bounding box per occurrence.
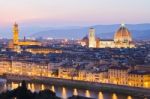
[31,24,150,40]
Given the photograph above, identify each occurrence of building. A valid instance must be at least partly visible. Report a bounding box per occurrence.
[108,66,150,88]
[11,60,49,77]
[0,59,51,77]
[80,24,135,48]
[77,70,108,83]
[8,23,62,54]
[25,46,62,54]
[128,70,150,88]
[0,60,12,75]
[8,23,41,51]
[88,28,96,48]
[86,71,108,83]
[108,66,129,85]
[78,70,87,81]
[58,67,75,79]
[0,58,150,88]
[134,65,150,72]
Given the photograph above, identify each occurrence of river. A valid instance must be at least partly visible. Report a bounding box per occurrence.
[0,81,135,99]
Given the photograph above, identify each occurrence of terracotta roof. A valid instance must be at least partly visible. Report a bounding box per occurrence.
[129,70,150,75]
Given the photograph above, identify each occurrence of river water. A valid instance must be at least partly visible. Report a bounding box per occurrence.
[0,81,135,99]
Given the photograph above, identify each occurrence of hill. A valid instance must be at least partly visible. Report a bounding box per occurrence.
[31,24,150,40]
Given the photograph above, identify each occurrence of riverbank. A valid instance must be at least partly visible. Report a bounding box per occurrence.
[3,74,150,99]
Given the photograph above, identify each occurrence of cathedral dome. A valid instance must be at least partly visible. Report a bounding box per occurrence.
[82,36,88,41]
[114,24,132,43]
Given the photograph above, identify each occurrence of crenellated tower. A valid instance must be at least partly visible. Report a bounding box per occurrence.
[13,23,19,44]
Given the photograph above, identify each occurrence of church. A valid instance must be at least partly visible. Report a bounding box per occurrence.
[80,24,135,48]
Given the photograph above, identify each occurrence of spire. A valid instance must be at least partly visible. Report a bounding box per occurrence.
[14,22,18,27]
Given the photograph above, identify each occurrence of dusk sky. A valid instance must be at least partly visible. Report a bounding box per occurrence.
[0,0,150,27]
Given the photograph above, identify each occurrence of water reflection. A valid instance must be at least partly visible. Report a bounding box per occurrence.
[127,96,132,99]
[41,84,45,90]
[51,85,55,92]
[28,83,30,89]
[19,83,21,86]
[98,92,104,99]
[85,90,91,98]
[62,87,67,99]
[2,82,136,99]
[73,88,78,96]
[11,82,19,90]
[112,93,117,99]
[3,83,7,91]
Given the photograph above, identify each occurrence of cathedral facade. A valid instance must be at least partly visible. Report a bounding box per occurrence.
[81,24,135,48]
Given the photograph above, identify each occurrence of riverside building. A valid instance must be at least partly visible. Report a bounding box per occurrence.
[0,59,150,88]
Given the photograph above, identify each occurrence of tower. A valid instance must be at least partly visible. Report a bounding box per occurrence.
[88,28,96,48]
[13,23,19,44]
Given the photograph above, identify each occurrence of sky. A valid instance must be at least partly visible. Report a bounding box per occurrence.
[0,0,150,27]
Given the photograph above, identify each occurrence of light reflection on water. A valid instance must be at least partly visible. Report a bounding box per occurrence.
[11,82,19,90]
[2,82,135,99]
[85,90,91,98]
[73,88,78,96]
[112,93,118,99]
[41,84,45,90]
[62,87,67,99]
[27,83,31,90]
[31,83,35,92]
[98,92,104,99]
[51,85,55,92]
[127,96,132,99]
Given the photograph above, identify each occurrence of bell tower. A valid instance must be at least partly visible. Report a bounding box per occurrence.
[13,23,19,44]
[88,28,96,48]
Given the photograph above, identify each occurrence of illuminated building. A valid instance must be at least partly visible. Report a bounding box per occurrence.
[134,65,150,72]
[8,23,41,51]
[108,66,150,88]
[80,24,135,48]
[8,23,63,54]
[85,71,107,83]
[0,59,149,88]
[114,24,134,48]
[78,70,108,83]
[114,24,132,42]
[128,70,150,88]
[58,67,75,79]
[13,23,19,44]
[78,70,87,80]
[108,66,129,85]
[0,60,12,75]
[79,36,88,47]
[25,46,62,54]
[0,60,51,77]
[88,28,96,48]
[11,60,49,77]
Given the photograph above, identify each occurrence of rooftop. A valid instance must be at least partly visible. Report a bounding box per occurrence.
[129,70,150,75]
[109,66,129,70]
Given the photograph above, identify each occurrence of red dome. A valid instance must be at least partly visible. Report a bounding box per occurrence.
[114,24,132,43]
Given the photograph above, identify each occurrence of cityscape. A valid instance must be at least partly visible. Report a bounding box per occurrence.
[0,0,150,99]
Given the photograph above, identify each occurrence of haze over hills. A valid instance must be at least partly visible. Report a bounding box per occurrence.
[31,24,150,40]
[1,24,150,40]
